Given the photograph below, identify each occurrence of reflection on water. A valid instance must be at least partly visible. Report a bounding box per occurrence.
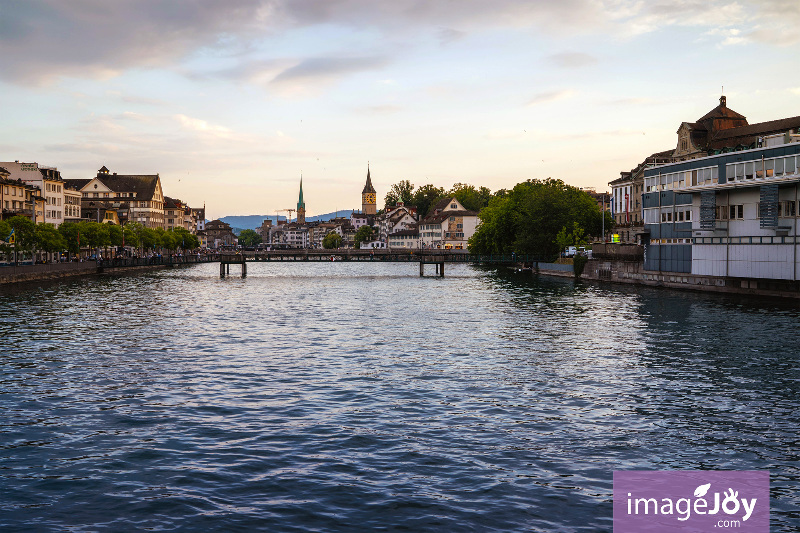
[1,263,798,531]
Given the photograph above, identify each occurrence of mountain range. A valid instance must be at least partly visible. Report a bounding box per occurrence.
[219,211,355,231]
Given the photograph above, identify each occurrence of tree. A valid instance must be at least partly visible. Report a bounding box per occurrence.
[58,222,82,255]
[353,225,375,249]
[555,222,587,255]
[412,184,445,218]
[384,179,414,209]
[322,232,342,249]
[238,229,262,247]
[6,216,37,252]
[468,178,604,259]
[0,220,11,257]
[170,227,198,250]
[447,183,492,213]
[78,221,110,254]
[122,223,140,249]
[108,225,123,247]
[35,223,66,255]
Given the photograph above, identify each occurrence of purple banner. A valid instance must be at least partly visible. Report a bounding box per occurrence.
[613,470,769,532]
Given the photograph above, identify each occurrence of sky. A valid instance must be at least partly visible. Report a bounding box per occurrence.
[1,0,799,219]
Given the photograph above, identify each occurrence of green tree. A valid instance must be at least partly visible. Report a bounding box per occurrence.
[0,220,12,257]
[108,225,123,247]
[7,216,37,252]
[35,223,66,254]
[447,183,492,213]
[353,225,375,249]
[58,222,82,255]
[555,222,587,254]
[122,223,140,249]
[238,229,262,247]
[170,227,198,250]
[384,179,415,209]
[78,221,110,253]
[322,232,342,249]
[469,179,604,259]
[412,184,445,218]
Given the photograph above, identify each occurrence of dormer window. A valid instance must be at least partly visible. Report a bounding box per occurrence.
[451,203,457,209]
[680,138,688,152]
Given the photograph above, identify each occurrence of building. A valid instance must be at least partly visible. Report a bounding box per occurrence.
[419,197,478,249]
[192,206,206,232]
[1,167,42,222]
[164,197,193,231]
[361,165,377,215]
[297,177,306,224]
[387,225,419,249]
[0,161,66,226]
[204,220,237,248]
[376,203,417,243]
[639,98,800,280]
[609,151,673,243]
[63,183,82,223]
[65,166,166,228]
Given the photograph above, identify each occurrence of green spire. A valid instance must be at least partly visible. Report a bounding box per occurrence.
[297,175,305,210]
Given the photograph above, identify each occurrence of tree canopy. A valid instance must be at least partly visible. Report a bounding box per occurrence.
[322,232,342,249]
[384,180,414,209]
[353,225,374,249]
[237,229,262,247]
[468,178,610,258]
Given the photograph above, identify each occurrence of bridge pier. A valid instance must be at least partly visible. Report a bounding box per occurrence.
[220,260,246,278]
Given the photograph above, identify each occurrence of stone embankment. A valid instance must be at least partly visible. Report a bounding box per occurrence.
[1,256,212,285]
[532,243,800,299]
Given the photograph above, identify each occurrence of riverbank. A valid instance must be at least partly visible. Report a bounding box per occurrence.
[533,259,800,300]
[0,256,213,285]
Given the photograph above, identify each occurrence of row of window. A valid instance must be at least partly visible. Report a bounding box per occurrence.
[45,183,62,193]
[645,202,798,223]
[644,155,799,191]
[726,155,798,182]
[645,166,719,192]
[650,238,693,244]
[3,185,29,197]
[643,209,692,224]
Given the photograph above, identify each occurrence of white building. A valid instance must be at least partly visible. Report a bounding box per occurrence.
[0,161,65,226]
[419,197,478,249]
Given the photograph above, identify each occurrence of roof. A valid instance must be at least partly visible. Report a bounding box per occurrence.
[95,173,161,200]
[297,177,305,209]
[711,115,800,143]
[362,165,376,194]
[696,96,747,123]
[389,225,419,237]
[63,178,92,190]
[422,209,477,224]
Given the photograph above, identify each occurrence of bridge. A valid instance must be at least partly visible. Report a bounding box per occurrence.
[218,249,534,278]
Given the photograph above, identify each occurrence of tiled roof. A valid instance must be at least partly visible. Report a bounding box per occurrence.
[712,115,800,142]
[97,174,160,200]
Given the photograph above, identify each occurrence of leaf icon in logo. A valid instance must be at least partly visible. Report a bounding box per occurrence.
[694,483,711,498]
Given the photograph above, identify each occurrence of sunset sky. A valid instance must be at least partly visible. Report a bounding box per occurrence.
[2,0,799,219]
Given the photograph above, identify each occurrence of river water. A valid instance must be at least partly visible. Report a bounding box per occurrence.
[1,263,798,532]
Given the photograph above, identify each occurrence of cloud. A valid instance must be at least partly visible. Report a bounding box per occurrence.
[270,57,389,87]
[548,52,598,68]
[527,90,575,107]
[174,114,232,136]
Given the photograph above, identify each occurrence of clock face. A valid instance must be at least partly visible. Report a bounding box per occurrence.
[365,194,375,203]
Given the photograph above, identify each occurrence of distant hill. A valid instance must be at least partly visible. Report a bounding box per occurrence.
[219,211,354,230]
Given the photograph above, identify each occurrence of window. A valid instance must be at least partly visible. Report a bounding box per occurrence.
[685,210,692,222]
[451,203,457,209]
[781,201,796,217]
[729,205,744,220]
[715,206,728,220]
[745,162,754,180]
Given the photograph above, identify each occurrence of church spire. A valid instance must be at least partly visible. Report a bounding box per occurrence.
[297,174,306,224]
[362,163,375,194]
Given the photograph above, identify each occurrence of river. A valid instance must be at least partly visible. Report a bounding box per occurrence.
[1,262,798,531]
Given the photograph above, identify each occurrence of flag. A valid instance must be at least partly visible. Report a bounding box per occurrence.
[8,229,14,245]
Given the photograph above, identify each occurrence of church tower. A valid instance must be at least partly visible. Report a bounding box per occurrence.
[297,175,306,224]
[361,164,376,215]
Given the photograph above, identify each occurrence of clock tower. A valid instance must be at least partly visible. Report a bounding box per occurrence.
[361,164,376,215]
